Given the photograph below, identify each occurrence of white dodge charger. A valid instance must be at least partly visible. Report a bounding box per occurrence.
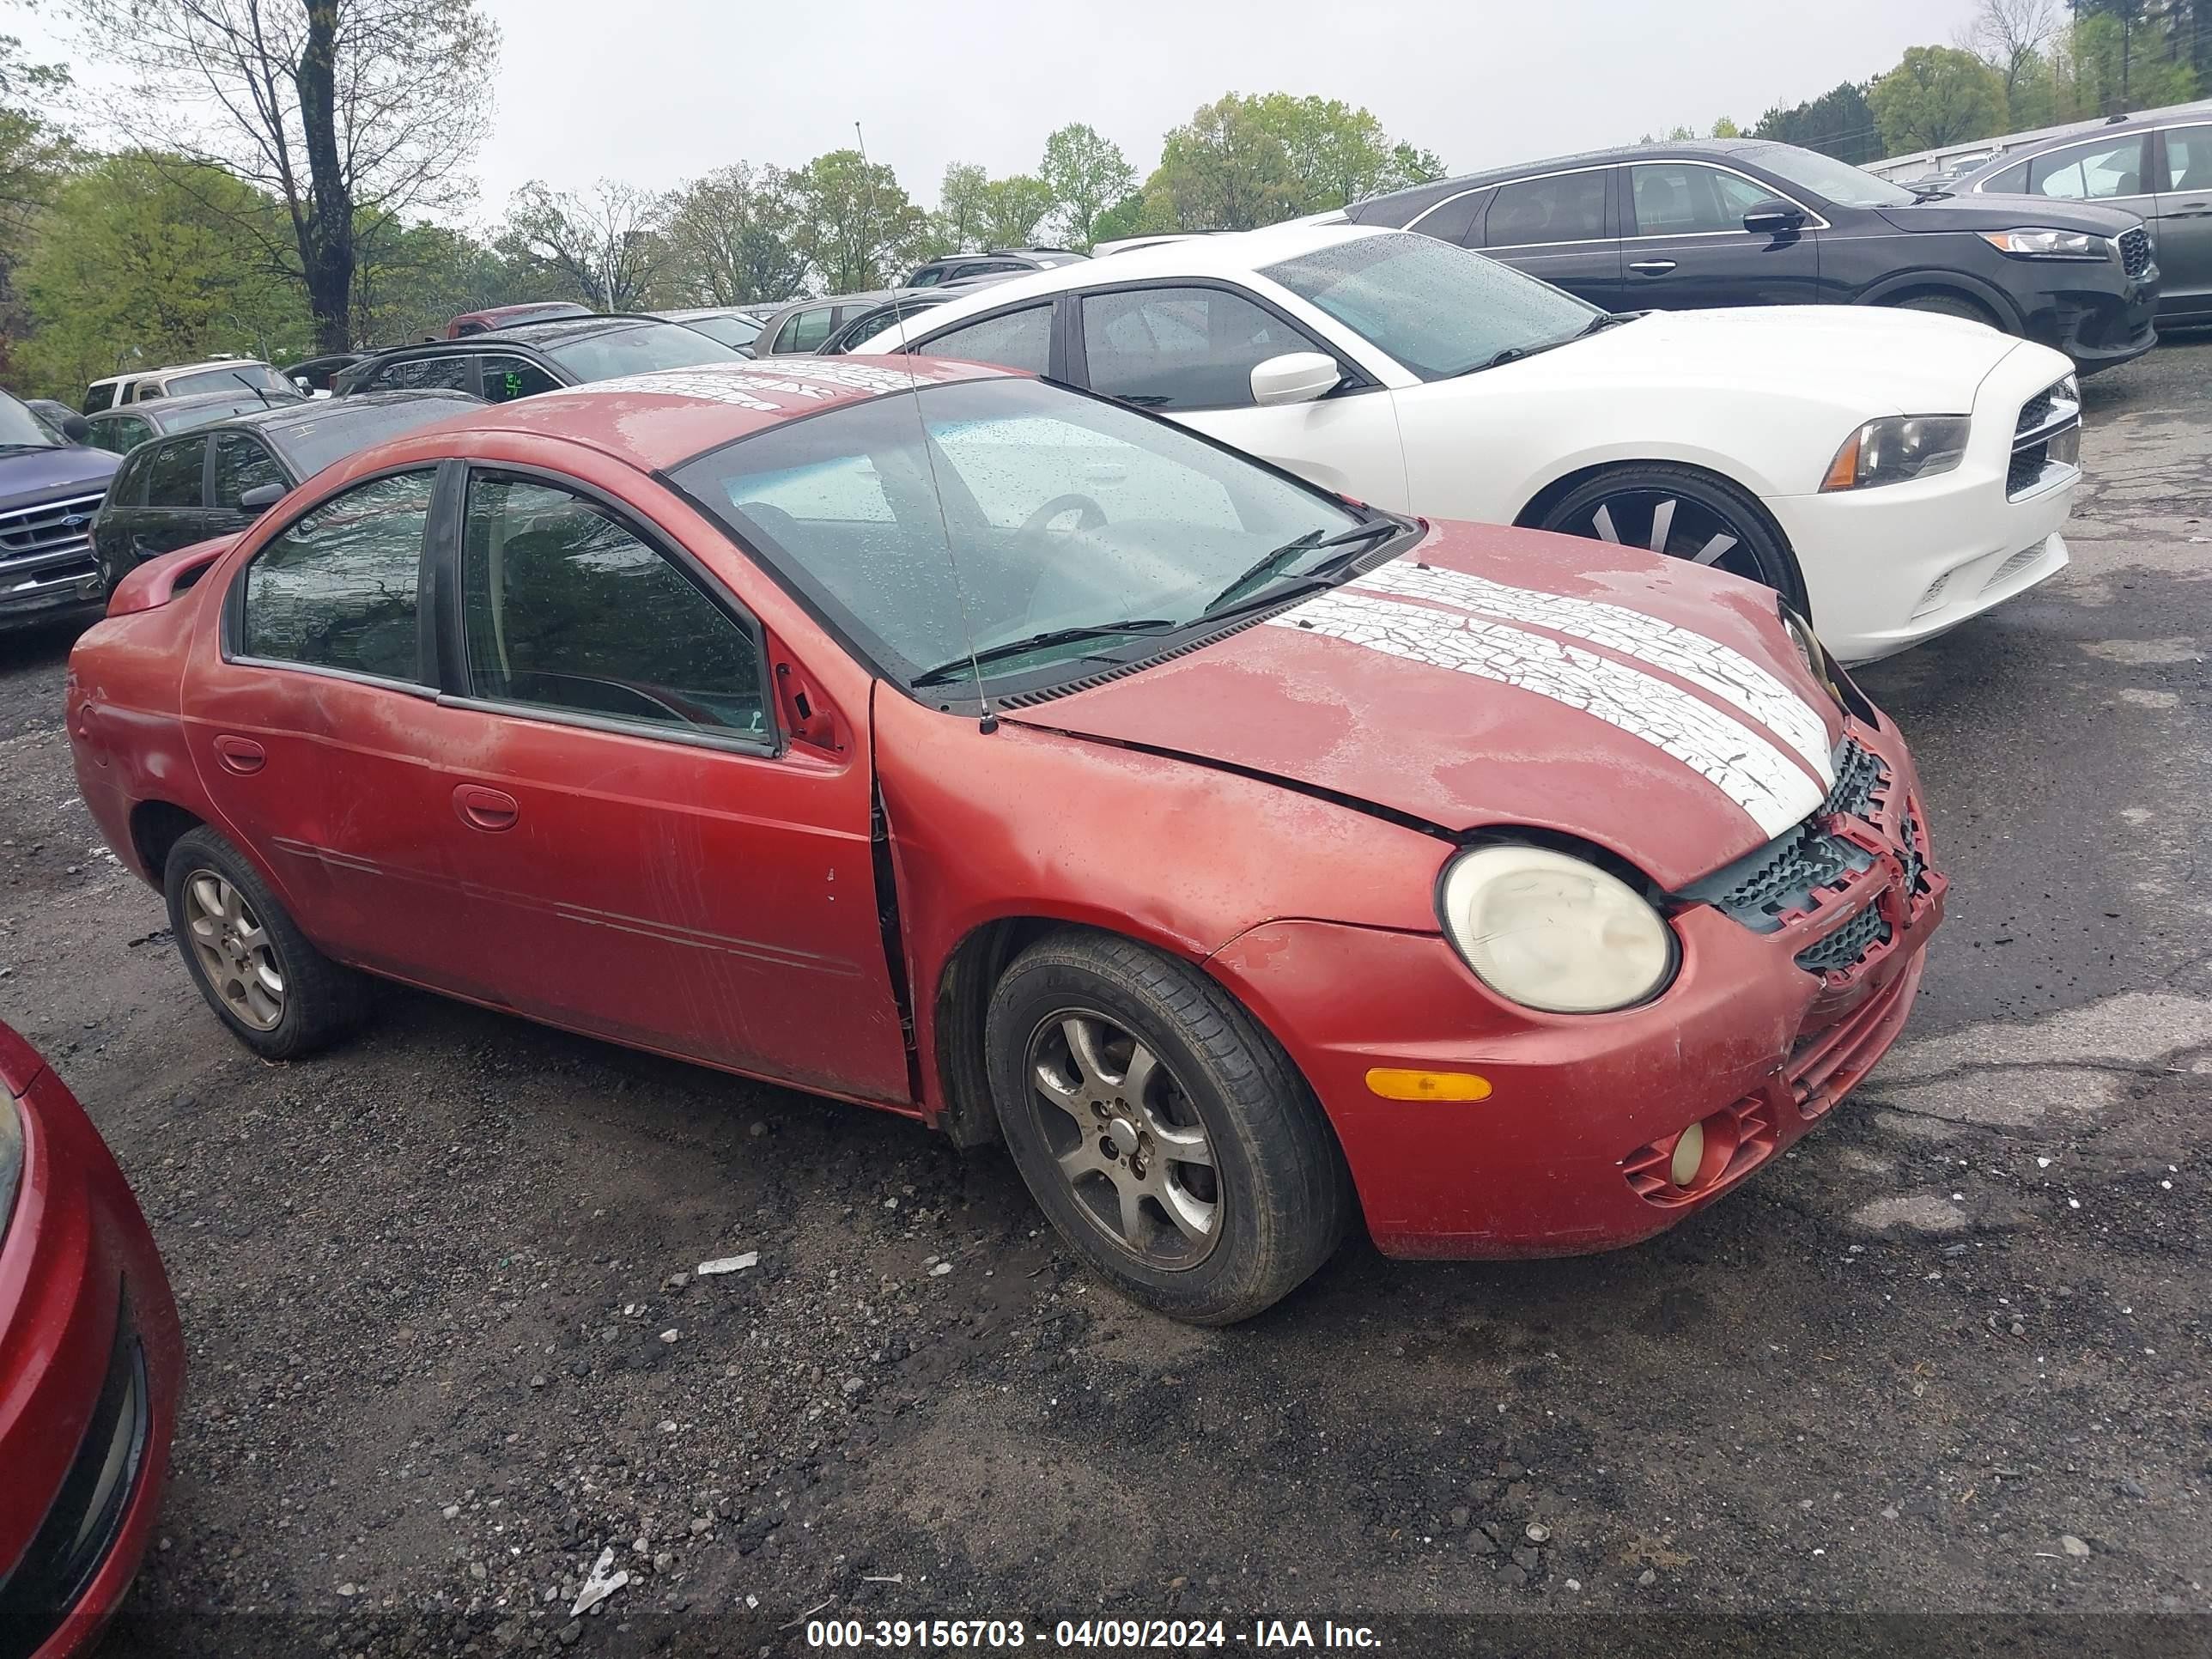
[850,222,2081,664]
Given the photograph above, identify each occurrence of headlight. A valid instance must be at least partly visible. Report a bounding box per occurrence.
[0,1096,22,1237]
[1820,415,1970,491]
[2055,371,2081,404]
[1978,228,2106,260]
[1437,844,1675,1013]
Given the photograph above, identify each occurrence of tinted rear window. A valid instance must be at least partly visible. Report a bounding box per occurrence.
[543,321,744,380]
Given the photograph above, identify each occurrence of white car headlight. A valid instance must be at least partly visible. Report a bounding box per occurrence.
[1438,844,1675,1014]
[1820,416,1971,491]
[1978,228,2106,260]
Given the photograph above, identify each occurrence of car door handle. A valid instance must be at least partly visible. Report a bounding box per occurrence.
[1628,259,1678,275]
[212,735,265,775]
[453,783,519,831]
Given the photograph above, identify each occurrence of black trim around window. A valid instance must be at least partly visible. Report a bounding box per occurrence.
[430,459,783,758]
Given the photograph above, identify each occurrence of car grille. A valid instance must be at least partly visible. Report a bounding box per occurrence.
[1984,543,2047,592]
[2118,225,2151,278]
[0,1295,150,1659]
[0,490,104,603]
[1680,736,1939,984]
[2008,376,2081,501]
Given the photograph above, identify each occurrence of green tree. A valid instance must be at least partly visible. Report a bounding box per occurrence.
[351,216,534,346]
[1752,82,1881,162]
[1869,46,2010,150]
[932,161,992,252]
[2055,9,2197,112]
[0,36,76,381]
[1038,123,1136,250]
[664,163,808,305]
[64,0,501,354]
[1149,94,1298,229]
[16,151,312,399]
[1246,93,1439,210]
[1086,189,1170,246]
[1711,116,1743,137]
[787,149,927,292]
[977,174,1054,248]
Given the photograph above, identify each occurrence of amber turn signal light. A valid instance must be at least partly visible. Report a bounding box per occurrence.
[1365,1068,1493,1102]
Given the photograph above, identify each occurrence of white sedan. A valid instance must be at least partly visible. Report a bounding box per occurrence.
[849,222,2081,663]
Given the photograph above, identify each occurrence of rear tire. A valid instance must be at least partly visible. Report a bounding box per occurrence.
[164,828,371,1060]
[985,929,1349,1325]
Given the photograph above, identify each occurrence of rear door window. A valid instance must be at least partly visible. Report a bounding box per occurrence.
[82,383,116,414]
[478,354,562,403]
[1484,170,1609,246]
[211,433,289,509]
[783,308,840,353]
[2027,135,2149,199]
[145,437,209,507]
[91,415,153,455]
[240,471,434,682]
[2163,125,2212,191]
[1408,188,1491,246]
[918,304,1054,374]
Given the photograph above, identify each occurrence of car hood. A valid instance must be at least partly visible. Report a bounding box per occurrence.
[1524,303,2021,413]
[1009,520,1848,890]
[0,443,118,514]
[1874,194,2144,238]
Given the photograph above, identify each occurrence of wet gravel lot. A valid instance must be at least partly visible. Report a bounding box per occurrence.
[3,337,2209,1657]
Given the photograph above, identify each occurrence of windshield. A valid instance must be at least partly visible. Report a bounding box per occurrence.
[1740,143,1918,209]
[0,392,61,447]
[266,395,474,477]
[546,321,745,381]
[682,313,763,349]
[672,375,1371,690]
[165,362,296,399]
[1264,232,1599,379]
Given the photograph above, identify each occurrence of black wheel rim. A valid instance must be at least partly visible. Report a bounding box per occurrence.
[1576,488,1768,587]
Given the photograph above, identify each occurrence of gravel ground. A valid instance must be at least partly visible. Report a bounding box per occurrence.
[3,337,2209,1658]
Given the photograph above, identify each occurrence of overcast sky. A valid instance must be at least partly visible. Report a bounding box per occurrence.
[23,0,1986,217]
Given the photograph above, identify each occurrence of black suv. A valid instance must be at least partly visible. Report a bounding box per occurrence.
[1347,138,2160,371]
[902,246,1085,288]
[334,314,744,400]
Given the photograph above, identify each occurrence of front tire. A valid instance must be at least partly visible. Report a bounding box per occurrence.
[1887,289,2004,331]
[985,930,1349,1325]
[1533,463,1808,614]
[164,828,371,1060]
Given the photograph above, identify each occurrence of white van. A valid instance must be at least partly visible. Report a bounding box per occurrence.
[81,356,299,414]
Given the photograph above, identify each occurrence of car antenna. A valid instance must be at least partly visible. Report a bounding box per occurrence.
[859,118,996,734]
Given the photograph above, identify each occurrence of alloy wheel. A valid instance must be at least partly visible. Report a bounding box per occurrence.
[1024,1010,1220,1268]
[1583,488,1757,582]
[182,868,286,1030]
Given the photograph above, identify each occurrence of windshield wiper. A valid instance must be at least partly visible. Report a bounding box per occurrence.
[1458,311,1634,377]
[1201,519,1402,616]
[909,619,1179,688]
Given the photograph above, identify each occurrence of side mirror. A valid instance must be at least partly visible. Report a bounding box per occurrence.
[1742,199,1808,234]
[237,483,286,512]
[1249,350,1342,408]
[60,414,92,444]
[292,376,313,394]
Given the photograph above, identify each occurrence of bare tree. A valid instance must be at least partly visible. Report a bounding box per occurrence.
[1962,0,2058,105]
[63,0,499,350]
[501,179,672,312]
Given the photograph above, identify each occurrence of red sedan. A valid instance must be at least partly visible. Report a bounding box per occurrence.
[64,358,1942,1323]
[0,1022,181,1655]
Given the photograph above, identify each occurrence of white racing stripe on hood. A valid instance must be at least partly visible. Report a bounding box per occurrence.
[1352,562,1834,785]
[1268,588,1825,838]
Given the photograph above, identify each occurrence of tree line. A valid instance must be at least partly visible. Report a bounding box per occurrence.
[1655,0,2203,164]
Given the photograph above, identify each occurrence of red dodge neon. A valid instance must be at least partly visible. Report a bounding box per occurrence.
[0,1023,180,1655]
[64,357,1942,1322]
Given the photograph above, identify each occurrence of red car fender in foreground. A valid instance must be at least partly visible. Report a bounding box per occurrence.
[0,1024,182,1658]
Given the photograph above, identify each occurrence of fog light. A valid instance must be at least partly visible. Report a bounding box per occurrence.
[1669,1121,1705,1188]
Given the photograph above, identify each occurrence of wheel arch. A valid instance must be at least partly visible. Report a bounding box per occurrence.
[127,799,208,884]
[1512,457,1808,605]
[1854,270,2023,332]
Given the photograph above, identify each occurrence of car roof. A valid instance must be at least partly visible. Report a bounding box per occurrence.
[358,315,670,361]
[349,357,1021,474]
[221,388,481,437]
[655,306,769,322]
[1352,137,1797,216]
[1948,106,2212,181]
[90,389,274,422]
[93,356,272,385]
